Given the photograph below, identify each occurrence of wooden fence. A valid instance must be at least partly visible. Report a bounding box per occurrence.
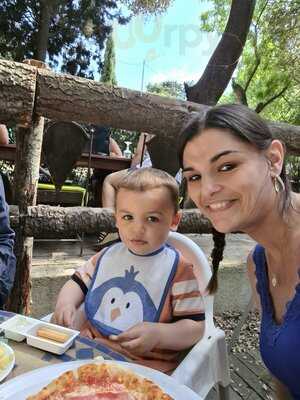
[1,58,300,312]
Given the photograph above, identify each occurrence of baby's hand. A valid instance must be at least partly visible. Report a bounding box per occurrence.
[53,304,76,328]
[109,322,160,355]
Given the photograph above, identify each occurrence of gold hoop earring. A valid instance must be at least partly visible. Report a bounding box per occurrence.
[273,175,285,193]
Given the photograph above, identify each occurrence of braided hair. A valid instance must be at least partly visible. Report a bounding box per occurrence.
[208,228,226,293]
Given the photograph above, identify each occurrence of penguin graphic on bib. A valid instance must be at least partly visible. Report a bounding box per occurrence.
[85,243,177,336]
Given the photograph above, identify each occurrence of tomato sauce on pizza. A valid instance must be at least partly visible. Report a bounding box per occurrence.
[27,363,173,400]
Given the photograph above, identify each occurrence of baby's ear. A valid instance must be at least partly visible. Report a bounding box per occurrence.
[170,210,181,231]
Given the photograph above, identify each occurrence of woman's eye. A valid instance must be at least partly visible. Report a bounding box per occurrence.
[147,216,159,222]
[122,215,133,221]
[187,174,201,182]
[219,163,235,172]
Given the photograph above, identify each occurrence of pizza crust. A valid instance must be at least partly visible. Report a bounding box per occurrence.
[27,363,173,400]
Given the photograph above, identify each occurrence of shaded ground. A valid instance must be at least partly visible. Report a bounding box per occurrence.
[210,311,275,400]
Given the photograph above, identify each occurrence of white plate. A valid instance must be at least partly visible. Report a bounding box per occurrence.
[0,342,15,383]
[0,360,201,400]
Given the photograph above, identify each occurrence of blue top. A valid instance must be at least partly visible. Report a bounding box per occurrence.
[0,175,16,307]
[253,245,300,399]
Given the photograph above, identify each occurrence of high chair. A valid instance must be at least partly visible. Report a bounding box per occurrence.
[167,231,230,399]
[43,231,230,399]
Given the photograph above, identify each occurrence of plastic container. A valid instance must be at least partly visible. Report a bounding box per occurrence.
[26,321,79,355]
[0,315,37,342]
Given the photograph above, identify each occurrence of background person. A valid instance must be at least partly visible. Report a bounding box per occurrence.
[88,125,122,157]
[179,103,300,399]
[102,132,154,208]
[0,174,16,307]
[0,125,12,203]
[52,168,205,373]
[0,125,9,145]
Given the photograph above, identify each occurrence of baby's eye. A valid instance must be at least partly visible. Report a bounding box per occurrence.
[147,216,159,222]
[122,214,133,221]
[219,163,235,172]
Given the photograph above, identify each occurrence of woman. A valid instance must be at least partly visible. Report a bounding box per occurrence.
[178,104,299,399]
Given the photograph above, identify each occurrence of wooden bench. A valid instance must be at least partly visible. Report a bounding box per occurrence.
[37,183,86,206]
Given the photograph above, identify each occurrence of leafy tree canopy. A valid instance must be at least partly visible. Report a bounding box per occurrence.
[100,33,117,85]
[122,0,173,15]
[199,0,300,124]
[146,80,186,100]
[0,0,172,78]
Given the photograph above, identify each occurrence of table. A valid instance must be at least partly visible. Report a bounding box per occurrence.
[0,311,202,400]
[0,310,128,381]
[0,144,131,206]
[0,144,131,173]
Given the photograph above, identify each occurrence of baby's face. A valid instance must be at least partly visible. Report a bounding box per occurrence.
[115,188,180,255]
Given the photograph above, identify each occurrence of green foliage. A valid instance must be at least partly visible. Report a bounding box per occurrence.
[198,0,300,125]
[0,0,172,78]
[122,0,174,15]
[100,33,117,85]
[146,80,186,100]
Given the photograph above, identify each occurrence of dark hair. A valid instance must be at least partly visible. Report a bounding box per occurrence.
[178,103,291,293]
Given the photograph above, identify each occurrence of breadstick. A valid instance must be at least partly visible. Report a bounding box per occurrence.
[36,327,69,343]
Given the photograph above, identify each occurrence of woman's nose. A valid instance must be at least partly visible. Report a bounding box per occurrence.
[201,176,222,199]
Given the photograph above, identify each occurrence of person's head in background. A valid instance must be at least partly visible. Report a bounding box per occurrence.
[115,167,181,256]
[0,125,9,145]
[178,103,290,292]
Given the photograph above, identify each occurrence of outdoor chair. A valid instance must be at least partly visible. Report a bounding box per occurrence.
[168,231,230,400]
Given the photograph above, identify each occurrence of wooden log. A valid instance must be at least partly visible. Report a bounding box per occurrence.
[7,60,47,314]
[0,59,300,152]
[35,67,205,140]
[0,59,36,127]
[8,206,212,236]
[35,66,300,155]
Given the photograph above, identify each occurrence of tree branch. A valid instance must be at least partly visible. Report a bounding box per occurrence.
[232,79,248,105]
[255,85,289,113]
[185,0,256,105]
[245,26,260,92]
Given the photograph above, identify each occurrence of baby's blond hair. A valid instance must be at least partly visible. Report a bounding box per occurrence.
[116,167,179,212]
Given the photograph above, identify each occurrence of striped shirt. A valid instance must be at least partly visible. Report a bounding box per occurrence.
[75,245,204,373]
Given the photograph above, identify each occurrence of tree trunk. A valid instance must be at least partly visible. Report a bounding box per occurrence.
[185,0,256,105]
[34,1,52,62]
[8,206,212,236]
[8,115,45,313]
[7,60,47,314]
[35,67,207,141]
[0,59,36,127]
[1,59,300,154]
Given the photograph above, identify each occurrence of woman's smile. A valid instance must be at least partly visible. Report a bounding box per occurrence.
[205,199,236,212]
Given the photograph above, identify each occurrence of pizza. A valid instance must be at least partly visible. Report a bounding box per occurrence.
[26,362,173,400]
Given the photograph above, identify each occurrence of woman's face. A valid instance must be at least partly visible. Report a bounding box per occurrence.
[182,128,275,234]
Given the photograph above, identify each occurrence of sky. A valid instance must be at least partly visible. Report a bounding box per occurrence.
[112,0,220,92]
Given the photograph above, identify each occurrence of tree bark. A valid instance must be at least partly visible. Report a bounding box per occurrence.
[185,0,256,105]
[34,1,52,62]
[8,114,45,314]
[0,59,300,154]
[7,60,47,314]
[8,206,212,236]
[35,67,207,140]
[0,59,36,127]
